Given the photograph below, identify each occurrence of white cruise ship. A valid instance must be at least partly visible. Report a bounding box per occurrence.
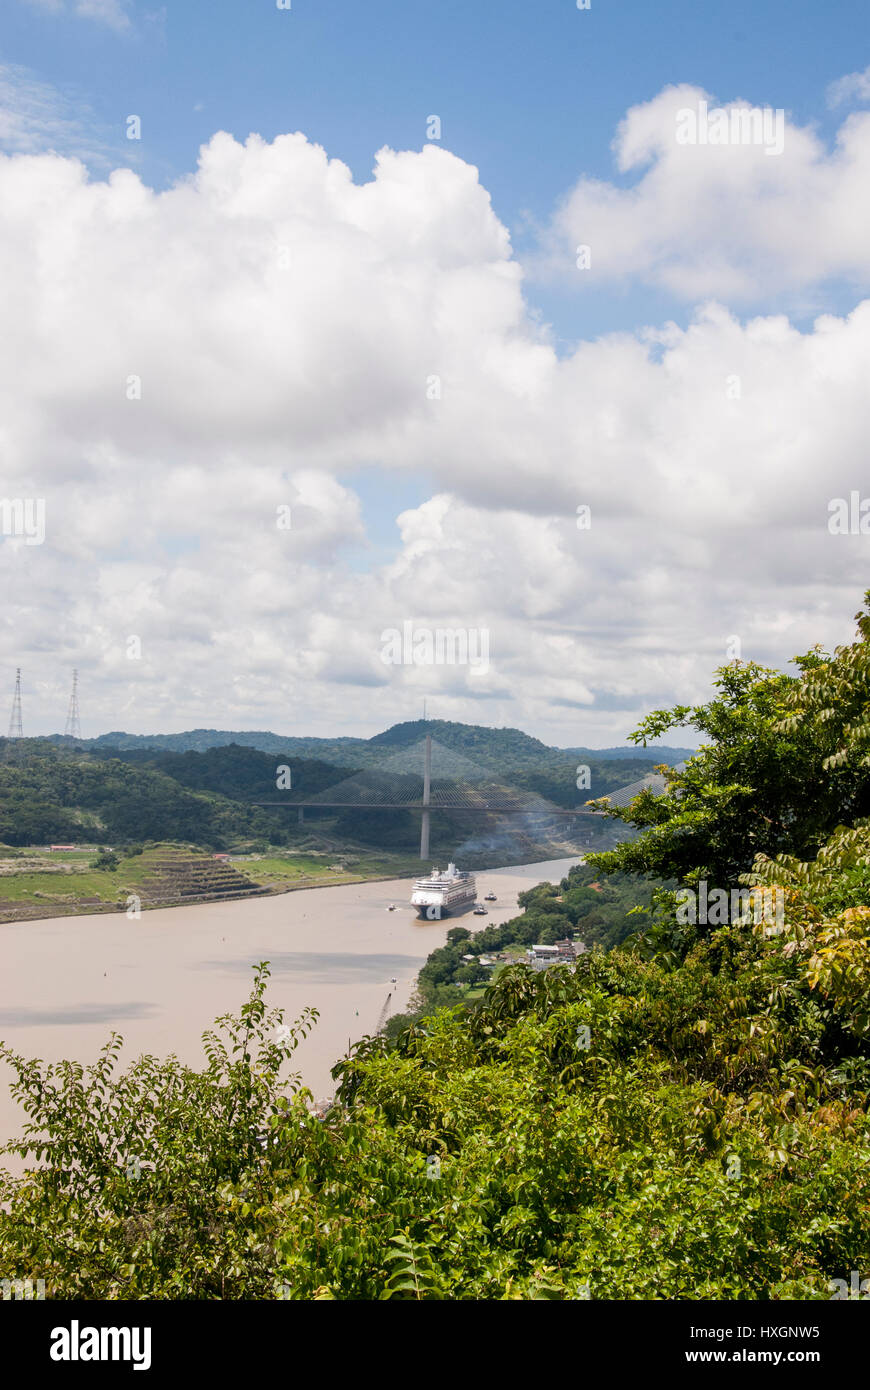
[411,863,476,919]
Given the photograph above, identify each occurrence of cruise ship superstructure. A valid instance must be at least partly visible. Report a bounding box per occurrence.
[411,863,476,919]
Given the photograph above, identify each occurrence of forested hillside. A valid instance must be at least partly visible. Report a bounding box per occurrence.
[3,595,870,1298]
[107,744,351,803]
[0,743,321,847]
[0,732,658,853]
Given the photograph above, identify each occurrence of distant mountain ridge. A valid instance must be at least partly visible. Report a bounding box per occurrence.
[80,729,363,755]
[565,745,697,761]
[50,720,696,765]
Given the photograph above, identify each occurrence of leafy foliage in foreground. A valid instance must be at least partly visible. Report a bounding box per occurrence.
[0,968,318,1298]
[2,870,869,1301]
[585,602,870,889]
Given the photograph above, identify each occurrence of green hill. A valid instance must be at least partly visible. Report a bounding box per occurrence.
[0,741,340,849]
[2,721,689,857]
[369,718,549,759]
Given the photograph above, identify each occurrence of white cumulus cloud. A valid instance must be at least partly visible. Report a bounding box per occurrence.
[827,65,870,108]
[533,84,870,303]
[0,125,867,743]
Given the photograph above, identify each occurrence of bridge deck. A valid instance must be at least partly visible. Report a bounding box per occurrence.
[248,801,598,814]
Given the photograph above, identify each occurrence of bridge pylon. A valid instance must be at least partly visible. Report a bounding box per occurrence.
[420,734,431,860]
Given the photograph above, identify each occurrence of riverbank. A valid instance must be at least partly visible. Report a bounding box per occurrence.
[0,841,587,924]
[0,843,428,924]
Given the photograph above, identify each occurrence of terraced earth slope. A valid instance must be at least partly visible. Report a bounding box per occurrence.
[0,845,271,923]
[137,848,273,906]
[0,843,423,923]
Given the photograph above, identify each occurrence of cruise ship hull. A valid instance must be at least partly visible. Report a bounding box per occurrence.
[411,887,477,919]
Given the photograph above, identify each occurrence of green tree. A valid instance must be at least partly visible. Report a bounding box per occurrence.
[92,849,120,871]
[587,597,870,891]
[0,964,317,1298]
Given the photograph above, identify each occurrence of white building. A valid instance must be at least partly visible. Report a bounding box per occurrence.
[525,939,584,972]
[525,944,563,972]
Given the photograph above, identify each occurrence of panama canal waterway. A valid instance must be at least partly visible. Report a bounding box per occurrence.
[0,857,581,1157]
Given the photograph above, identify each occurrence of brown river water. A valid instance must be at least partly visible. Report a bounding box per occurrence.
[0,857,580,1157]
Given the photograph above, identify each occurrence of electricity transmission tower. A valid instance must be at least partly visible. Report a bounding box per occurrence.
[64,669,82,740]
[7,668,23,738]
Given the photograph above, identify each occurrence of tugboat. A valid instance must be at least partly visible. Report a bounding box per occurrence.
[484,892,497,901]
[473,904,487,916]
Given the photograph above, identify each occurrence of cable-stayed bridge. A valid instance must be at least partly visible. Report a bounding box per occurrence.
[250,735,674,858]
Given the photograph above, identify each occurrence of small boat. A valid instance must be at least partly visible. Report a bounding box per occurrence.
[473,904,487,915]
[484,893,497,901]
[387,903,396,911]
